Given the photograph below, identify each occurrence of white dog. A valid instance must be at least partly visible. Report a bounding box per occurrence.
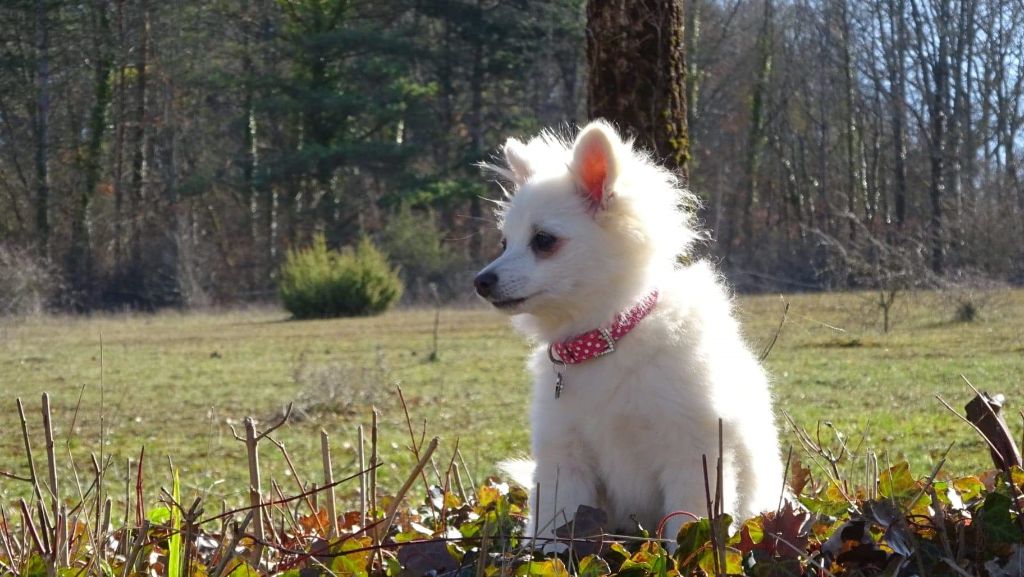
[474,121,785,542]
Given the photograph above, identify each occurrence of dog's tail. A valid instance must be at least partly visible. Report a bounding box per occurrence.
[498,458,535,489]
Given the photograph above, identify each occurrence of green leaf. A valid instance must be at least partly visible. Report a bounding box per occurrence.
[225,559,260,577]
[696,547,743,576]
[799,482,851,517]
[952,476,984,503]
[332,536,373,577]
[878,462,917,499]
[515,558,569,577]
[578,555,612,577]
[675,518,711,567]
[147,506,171,525]
[979,492,1023,548]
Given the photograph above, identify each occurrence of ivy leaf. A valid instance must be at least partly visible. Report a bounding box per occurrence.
[675,518,711,570]
[878,462,917,498]
[578,555,612,577]
[696,546,742,576]
[799,481,850,517]
[397,540,458,576]
[952,476,985,504]
[332,536,374,577]
[755,502,809,559]
[515,558,569,577]
[553,505,607,539]
[978,492,1023,550]
[554,505,608,557]
[863,501,913,557]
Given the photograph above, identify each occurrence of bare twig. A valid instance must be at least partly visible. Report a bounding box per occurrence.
[243,417,265,565]
[378,436,440,542]
[120,519,150,577]
[16,399,45,507]
[759,298,790,361]
[264,435,317,517]
[18,499,44,555]
[211,512,252,577]
[321,430,338,538]
[397,386,437,514]
[255,403,293,442]
[701,455,722,577]
[41,393,59,525]
[358,424,366,526]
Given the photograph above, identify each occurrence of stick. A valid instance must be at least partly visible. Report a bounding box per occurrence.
[243,417,264,565]
[370,409,379,521]
[377,437,440,541]
[321,430,338,538]
[358,425,366,526]
[16,399,45,507]
[41,393,59,525]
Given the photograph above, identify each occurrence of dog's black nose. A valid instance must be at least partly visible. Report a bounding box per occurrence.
[474,271,498,298]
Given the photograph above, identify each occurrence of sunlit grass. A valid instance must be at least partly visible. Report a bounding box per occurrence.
[1,289,1022,507]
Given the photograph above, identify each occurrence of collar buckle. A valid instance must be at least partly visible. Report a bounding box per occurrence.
[594,328,616,357]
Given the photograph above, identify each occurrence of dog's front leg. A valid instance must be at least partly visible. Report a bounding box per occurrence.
[659,465,723,551]
[528,454,597,546]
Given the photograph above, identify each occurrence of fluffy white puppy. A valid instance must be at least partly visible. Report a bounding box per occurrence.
[475,121,785,542]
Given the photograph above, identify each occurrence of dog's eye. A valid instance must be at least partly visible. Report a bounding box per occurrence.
[530,231,558,254]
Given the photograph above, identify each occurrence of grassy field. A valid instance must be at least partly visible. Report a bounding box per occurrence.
[1,289,1022,509]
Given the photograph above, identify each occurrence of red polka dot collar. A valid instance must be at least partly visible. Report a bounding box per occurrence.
[549,290,660,365]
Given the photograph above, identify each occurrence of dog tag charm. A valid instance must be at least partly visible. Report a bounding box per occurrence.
[554,371,564,399]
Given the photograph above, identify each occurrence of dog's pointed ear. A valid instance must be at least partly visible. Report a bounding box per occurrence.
[571,121,621,208]
[503,138,533,185]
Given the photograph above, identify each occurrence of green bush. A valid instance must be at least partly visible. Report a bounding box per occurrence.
[279,235,403,318]
[379,205,469,302]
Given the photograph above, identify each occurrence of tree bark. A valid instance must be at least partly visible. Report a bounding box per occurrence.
[586,0,690,178]
[129,0,151,265]
[69,0,114,302]
[741,0,772,244]
[33,0,52,258]
[886,0,908,228]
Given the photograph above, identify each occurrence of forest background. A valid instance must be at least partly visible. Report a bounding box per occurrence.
[2,0,1023,312]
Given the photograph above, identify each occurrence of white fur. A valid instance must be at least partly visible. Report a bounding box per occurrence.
[479,121,784,542]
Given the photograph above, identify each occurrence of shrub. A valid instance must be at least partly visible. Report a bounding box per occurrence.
[378,205,470,302]
[0,243,61,316]
[279,235,403,318]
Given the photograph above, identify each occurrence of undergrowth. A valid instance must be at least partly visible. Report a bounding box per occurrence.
[0,387,1022,577]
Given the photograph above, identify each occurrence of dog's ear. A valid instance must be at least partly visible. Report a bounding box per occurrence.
[503,138,533,185]
[571,121,620,208]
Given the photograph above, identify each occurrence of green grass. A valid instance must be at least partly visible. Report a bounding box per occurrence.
[0,290,1022,507]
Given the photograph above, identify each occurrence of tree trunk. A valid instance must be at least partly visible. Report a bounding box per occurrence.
[33,0,52,258]
[839,0,860,240]
[586,0,690,178]
[886,0,908,228]
[684,0,700,139]
[129,0,151,265]
[113,0,128,266]
[468,0,485,261]
[69,0,114,303]
[742,0,772,244]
